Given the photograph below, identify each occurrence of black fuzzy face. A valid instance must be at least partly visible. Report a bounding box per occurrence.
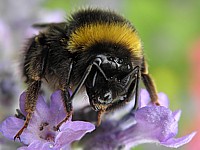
[85,61,135,111]
[83,43,136,111]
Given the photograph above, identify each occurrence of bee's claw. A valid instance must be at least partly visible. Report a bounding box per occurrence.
[14,134,21,142]
[53,126,60,131]
[54,111,72,131]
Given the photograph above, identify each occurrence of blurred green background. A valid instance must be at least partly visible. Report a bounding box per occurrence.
[0,0,200,149]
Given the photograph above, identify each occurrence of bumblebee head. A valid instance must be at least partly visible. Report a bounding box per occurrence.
[68,18,143,111]
[85,54,137,111]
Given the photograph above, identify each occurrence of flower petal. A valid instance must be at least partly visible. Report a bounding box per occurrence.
[34,95,49,118]
[0,117,24,141]
[0,116,39,145]
[133,106,178,141]
[139,89,169,108]
[158,92,169,108]
[60,120,95,131]
[138,89,150,108]
[172,110,182,122]
[85,106,184,150]
[19,92,27,116]
[49,90,66,124]
[20,128,40,145]
[29,95,50,127]
[19,92,49,118]
[17,140,56,150]
[21,95,51,144]
[13,92,51,144]
[55,121,95,148]
[160,132,196,148]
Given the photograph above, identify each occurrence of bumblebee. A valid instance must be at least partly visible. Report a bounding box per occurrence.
[14,8,160,140]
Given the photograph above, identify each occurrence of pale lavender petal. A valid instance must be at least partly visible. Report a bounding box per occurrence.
[17,146,27,150]
[17,140,56,150]
[117,107,176,147]
[19,92,27,115]
[55,121,95,148]
[0,116,38,144]
[138,89,150,108]
[139,89,169,108]
[14,93,51,144]
[60,121,95,131]
[21,98,52,144]
[0,117,24,141]
[85,106,183,149]
[172,110,182,122]
[55,129,83,149]
[133,106,178,141]
[160,132,196,148]
[19,92,49,118]
[50,90,66,124]
[158,92,169,107]
[34,95,49,118]
[20,127,41,145]
[119,106,193,149]
[27,96,50,131]
[1,90,95,148]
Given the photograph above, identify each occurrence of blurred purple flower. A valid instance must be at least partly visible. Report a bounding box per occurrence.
[0,1,65,107]
[0,0,65,59]
[0,20,12,55]
[84,89,196,150]
[0,61,21,108]
[0,90,95,150]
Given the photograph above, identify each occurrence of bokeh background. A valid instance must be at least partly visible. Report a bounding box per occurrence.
[0,0,200,149]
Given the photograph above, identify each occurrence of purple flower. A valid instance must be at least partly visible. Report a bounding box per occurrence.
[0,61,21,108]
[0,90,95,150]
[83,89,196,150]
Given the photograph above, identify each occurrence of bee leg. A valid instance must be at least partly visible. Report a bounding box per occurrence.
[131,67,140,111]
[53,89,72,131]
[55,60,96,130]
[54,60,73,131]
[14,80,41,141]
[141,60,160,105]
[14,34,48,141]
[96,110,105,126]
